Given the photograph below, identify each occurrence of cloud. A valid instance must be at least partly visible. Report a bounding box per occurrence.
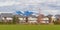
[0,0,47,7]
[46,0,60,10]
[42,10,60,15]
[0,1,21,6]
[0,0,60,15]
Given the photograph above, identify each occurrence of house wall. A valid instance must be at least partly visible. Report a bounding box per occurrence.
[19,18,26,23]
[40,17,49,23]
[28,17,37,23]
[6,18,13,20]
[2,17,12,20]
[28,17,37,20]
[19,18,24,20]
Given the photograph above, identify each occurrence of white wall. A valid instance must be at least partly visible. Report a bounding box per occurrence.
[28,17,37,20]
[28,17,37,23]
[41,17,49,23]
[2,17,13,20]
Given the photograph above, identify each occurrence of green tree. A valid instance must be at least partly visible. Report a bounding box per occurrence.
[12,15,19,24]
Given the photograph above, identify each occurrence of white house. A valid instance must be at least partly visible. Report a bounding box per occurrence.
[2,17,13,20]
[19,18,26,23]
[15,15,26,23]
[1,13,13,22]
[40,17,49,24]
[28,15,38,23]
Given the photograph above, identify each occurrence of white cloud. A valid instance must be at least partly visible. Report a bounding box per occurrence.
[0,1,21,6]
[0,0,47,6]
[46,0,57,3]
[0,0,60,15]
[0,0,59,6]
[42,10,60,15]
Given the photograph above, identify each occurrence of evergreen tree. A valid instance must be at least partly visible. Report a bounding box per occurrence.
[12,15,19,24]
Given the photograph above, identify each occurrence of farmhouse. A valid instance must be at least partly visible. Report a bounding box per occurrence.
[28,15,38,23]
[15,15,26,23]
[40,16,49,24]
[1,13,13,22]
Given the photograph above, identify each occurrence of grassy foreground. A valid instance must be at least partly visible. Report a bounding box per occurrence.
[0,24,60,30]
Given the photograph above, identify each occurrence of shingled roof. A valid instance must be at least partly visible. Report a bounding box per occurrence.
[1,13,13,18]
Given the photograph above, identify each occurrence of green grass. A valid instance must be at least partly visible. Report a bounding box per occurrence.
[0,24,60,30]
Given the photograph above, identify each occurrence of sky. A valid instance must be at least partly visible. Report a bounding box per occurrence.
[0,0,60,15]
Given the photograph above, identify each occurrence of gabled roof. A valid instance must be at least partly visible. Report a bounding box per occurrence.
[14,15,25,18]
[47,14,53,18]
[55,15,60,18]
[28,15,37,18]
[1,13,13,17]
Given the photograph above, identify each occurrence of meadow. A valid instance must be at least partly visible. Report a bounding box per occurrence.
[0,24,60,30]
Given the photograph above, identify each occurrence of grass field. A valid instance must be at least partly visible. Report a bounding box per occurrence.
[0,24,60,30]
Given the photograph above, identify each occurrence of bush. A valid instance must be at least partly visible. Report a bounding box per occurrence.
[53,20,60,25]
